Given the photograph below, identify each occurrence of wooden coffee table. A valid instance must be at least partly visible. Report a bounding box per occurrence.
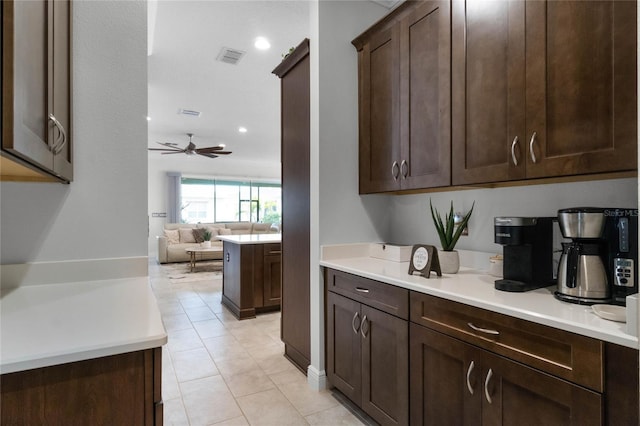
[185,247,223,272]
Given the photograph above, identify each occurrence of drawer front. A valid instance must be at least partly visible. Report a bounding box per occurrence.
[410,292,604,392]
[263,243,282,255]
[326,269,409,319]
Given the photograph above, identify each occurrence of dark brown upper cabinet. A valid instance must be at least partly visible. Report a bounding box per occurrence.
[452,0,637,185]
[2,0,73,183]
[353,0,451,194]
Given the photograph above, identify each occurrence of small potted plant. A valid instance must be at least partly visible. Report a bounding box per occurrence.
[201,229,212,248]
[430,200,474,273]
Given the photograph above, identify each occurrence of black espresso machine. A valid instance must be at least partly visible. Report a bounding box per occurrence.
[602,208,637,305]
[494,217,558,292]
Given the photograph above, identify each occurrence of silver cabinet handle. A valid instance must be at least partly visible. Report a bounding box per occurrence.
[511,136,519,166]
[400,160,408,179]
[467,322,500,335]
[48,114,67,154]
[351,312,360,335]
[360,315,369,338]
[529,131,537,163]
[355,287,370,293]
[484,368,493,404]
[391,161,399,180]
[466,361,475,395]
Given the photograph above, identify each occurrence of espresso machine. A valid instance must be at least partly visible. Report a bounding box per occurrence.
[554,207,638,305]
[494,217,557,292]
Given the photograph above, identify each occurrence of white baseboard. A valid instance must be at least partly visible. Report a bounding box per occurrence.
[307,365,328,391]
[1,257,149,288]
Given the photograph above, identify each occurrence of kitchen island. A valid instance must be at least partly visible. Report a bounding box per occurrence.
[218,234,282,319]
[0,277,167,425]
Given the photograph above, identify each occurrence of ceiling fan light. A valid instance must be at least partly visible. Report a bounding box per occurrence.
[238,127,247,133]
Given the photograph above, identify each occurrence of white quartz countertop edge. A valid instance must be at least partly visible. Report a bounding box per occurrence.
[320,254,638,349]
[217,234,281,244]
[1,277,168,374]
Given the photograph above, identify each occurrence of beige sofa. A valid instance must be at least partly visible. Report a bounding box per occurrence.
[157,222,277,264]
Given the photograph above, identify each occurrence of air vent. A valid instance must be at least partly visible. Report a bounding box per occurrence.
[178,108,201,117]
[217,47,246,65]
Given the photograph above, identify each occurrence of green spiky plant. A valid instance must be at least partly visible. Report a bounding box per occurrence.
[430,200,475,251]
[202,229,212,242]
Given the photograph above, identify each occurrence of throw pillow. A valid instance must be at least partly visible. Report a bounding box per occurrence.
[207,227,220,238]
[179,228,197,243]
[164,229,179,244]
[192,228,206,243]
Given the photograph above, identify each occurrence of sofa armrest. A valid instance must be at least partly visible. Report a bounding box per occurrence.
[157,236,168,264]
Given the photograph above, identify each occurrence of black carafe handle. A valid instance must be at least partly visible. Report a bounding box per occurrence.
[566,244,579,289]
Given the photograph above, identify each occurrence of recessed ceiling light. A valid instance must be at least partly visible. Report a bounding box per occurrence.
[254,37,271,50]
[238,127,248,133]
[146,116,151,121]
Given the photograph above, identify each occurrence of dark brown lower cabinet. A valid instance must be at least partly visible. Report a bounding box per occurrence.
[222,241,281,319]
[327,291,408,426]
[410,324,602,426]
[1,348,163,425]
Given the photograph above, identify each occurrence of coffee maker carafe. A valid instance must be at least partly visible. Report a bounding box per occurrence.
[555,208,609,304]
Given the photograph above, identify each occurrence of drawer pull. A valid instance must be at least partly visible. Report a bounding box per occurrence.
[466,361,475,395]
[351,312,360,335]
[484,368,493,404]
[511,136,519,166]
[360,315,369,338]
[268,250,282,255]
[467,322,500,336]
[355,287,370,293]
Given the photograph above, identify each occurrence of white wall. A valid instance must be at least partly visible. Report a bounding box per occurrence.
[0,1,148,266]
[309,0,389,388]
[147,156,280,256]
[389,178,638,253]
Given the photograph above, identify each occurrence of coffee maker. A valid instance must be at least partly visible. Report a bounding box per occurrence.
[604,208,638,305]
[494,217,557,292]
[554,207,638,305]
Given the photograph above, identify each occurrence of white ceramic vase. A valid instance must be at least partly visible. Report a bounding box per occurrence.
[438,250,460,274]
[201,241,211,248]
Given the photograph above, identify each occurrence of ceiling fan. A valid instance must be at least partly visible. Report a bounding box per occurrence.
[148,133,232,158]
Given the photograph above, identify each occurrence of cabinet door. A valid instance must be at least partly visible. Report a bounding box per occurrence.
[358,26,401,193]
[410,324,481,426]
[51,0,72,180]
[361,305,408,426]
[481,350,602,426]
[451,0,526,185]
[525,0,637,179]
[327,292,362,405]
[399,0,451,189]
[3,0,53,169]
[263,253,281,307]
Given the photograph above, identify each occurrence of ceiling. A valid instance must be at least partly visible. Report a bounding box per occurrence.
[147,1,311,171]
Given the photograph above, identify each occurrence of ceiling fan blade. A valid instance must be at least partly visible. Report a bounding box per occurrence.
[148,148,183,152]
[161,151,187,155]
[156,142,181,148]
[195,145,226,151]
[197,152,219,158]
[196,148,232,154]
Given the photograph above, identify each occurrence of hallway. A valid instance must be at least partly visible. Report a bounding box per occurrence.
[149,261,366,425]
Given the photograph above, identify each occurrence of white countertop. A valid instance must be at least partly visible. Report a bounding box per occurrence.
[0,277,167,374]
[218,233,281,245]
[320,244,638,349]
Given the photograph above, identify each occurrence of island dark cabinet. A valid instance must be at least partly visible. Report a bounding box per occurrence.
[353,0,451,194]
[1,0,73,183]
[452,0,637,185]
[326,269,409,426]
[410,324,602,426]
[221,241,281,320]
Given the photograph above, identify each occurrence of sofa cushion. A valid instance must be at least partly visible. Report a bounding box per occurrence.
[179,228,197,243]
[207,227,220,238]
[164,229,180,244]
[216,228,232,240]
[252,223,272,234]
[225,223,252,235]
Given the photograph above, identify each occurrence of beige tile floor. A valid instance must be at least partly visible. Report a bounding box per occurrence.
[149,261,369,426]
